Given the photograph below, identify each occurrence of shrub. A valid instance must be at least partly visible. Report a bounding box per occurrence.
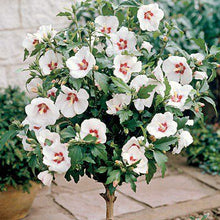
[0,87,38,191]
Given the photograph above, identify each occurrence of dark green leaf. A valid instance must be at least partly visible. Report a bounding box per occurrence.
[153,151,168,177]
[137,85,157,99]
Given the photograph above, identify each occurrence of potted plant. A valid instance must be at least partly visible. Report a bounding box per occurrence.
[11,0,218,219]
[0,87,40,220]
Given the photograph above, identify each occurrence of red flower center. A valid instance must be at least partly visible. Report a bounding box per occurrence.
[130,156,137,162]
[48,61,58,71]
[144,11,154,20]
[37,103,49,114]
[78,59,89,70]
[171,92,183,103]
[119,63,130,75]
[53,152,64,164]
[89,129,99,138]
[33,39,39,46]
[48,91,56,98]
[33,126,41,130]
[66,93,78,104]
[101,26,112,34]
[158,122,168,132]
[117,39,128,50]
[175,63,186,75]
[115,104,122,112]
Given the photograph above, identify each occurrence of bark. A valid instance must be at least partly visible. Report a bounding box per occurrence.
[100,185,117,220]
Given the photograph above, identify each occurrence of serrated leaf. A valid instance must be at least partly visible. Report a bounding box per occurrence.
[137,85,157,99]
[60,126,76,139]
[153,151,168,177]
[191,38,208,54]
[94,72,109,94]
[96,166,108,173]
[106,170,121,184]
[145,160,157,184]
[154,137,178,151]
[111,77,131,93]
[201,96,217,115]
[91,144,107,160]
[117,110,133,123]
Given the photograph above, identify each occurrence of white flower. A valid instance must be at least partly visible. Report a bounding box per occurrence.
[95,16,119,35]
[172,130,193,154]
[122,137,148,174]
[22,117,45,133]
[22,33,39,51]
[94,42,105,53]
[194,71,208,80]
[39,50,63,75]
[35,25,57,42]
[106,94,131,115]
[137,3,164,31]
[18,134,33,151]
[80,118,107,143]
[166,81,193,111]
[190,53,205,65]
[43,143,71,173]
[66,47,96,78]
[141,41,153,53]
[55,85,89,118]
[162,56,192,85]
[152,58,164,82]
[47,87,58,98]
[106,27,137,57]
[25,98,60,126]
[186,119,194,126]
[147,112,177,139]
[130,75,165,111]
[37,171,53,186]
[37,129,61,147]
[113,55,142,83]
[26,78,42,98]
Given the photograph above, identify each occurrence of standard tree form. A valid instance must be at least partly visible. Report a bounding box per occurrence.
[16,1,219,219]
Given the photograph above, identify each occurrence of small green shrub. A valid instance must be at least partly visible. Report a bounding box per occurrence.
[0,87,38,192]
[186,122,220,175]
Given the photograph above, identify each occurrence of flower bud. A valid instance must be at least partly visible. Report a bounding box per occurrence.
[163,36,168,42]
[194,106,200,113]
[75,123,81,133]
[73,47,79,53]
[124,128,129,134]
[93,65,99,71]
[31,87,38,93]
[115,160,123,166]
[113,180,119,188]
[149,135,156,142]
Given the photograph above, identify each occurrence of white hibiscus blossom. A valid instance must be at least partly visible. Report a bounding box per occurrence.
[66,47,96,78]
[166,81,193,111]
[106,27,137,57]
[147,112,177,139]
[106,94,131,115]
[122,137,148,174]
[162,56,192,85]
[95,16,119,35]
[25,97,60,126]
[39,50,63,75]
[137,3,164,31]
[80,118,107,143]
[172,130,193,154]
[113,55,142,83]
[55,85,89,118]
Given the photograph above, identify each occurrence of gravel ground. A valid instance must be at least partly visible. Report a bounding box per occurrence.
[172,207,220,220]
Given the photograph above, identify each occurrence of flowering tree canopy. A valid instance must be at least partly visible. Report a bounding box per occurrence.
[18,0,218,196]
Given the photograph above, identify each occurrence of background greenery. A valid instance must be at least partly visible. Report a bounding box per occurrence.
[0,87,38,192]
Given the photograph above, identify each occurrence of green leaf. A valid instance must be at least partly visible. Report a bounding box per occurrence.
[154,137,178,151]
[96,166,108,173]
[69,145,83,165]
[201,96,217,115]
[137,85,157,99]
[94,72,109,94]
[102,3,114,16]
[111,77,131,93]
[145,160,157,184]
[155,94,164,107]
[106,170,121,184]
[125,173,137,192]
[0,130,18,149]
[164,77,171,97]
[69,77,83,91]
[57,12,72,17]
[208,69,216,83]
[209,45,220,56]
[23,49,29,61]
[83,134,98,142]
[117,110,133,123]
[153,151,168,177]
[83,157,95,164]
[91,144,107,161]
[60,126,76,139]
[199,80,209,93]
[175,117,189,130]
[119,0,139,7]
[191,38,208,54]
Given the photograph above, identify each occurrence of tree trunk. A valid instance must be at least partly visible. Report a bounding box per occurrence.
[100,185,117,220]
